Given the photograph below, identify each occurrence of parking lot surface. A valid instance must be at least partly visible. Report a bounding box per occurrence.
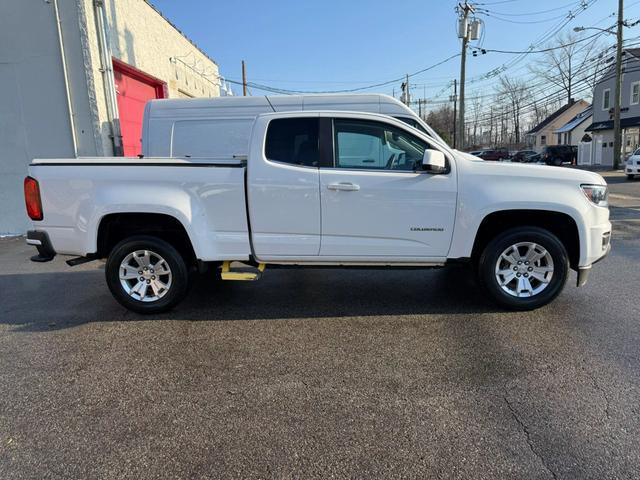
[1,173,639,479]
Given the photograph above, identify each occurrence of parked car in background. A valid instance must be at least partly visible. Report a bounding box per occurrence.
[476,148,510,161]
[626,148,640,179]
[541,145,577,166]
[512,150,538,163]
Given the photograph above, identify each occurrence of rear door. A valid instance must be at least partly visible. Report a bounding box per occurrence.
[318,115,457,259]
[247,115,322,257]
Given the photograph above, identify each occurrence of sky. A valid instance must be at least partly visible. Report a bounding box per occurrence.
[149,0,640,107]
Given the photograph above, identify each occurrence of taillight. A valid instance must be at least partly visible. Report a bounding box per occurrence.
[24,176,43,221]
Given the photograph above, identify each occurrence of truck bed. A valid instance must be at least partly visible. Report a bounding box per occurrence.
[28,157,252,260]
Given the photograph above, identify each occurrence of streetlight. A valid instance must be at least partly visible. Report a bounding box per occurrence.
[573,26,615,34]
[574,1,623,170]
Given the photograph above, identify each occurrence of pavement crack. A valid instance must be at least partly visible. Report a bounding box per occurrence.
[588,373,611,422]
[503,387,558,480]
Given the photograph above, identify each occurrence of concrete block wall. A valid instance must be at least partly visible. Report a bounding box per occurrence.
[81,0,220,156]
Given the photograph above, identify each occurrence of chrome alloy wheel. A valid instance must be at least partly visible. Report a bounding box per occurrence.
[494,242,554,298]
[119,250,172,302]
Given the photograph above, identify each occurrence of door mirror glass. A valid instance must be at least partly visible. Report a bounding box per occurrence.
[422,149,446,173]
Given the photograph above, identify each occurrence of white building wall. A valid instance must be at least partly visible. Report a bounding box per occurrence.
[0,1,77,234]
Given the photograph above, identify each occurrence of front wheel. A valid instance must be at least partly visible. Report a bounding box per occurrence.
[105,235,190,314]
[478,227,569,310]
[627,174,636,180]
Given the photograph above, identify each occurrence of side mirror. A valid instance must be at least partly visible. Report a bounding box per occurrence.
[422,149,446,173]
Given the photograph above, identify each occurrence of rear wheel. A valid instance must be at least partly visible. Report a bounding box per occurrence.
[478,227,569,310]
[105,235,190,314]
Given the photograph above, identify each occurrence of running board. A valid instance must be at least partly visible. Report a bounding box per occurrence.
[220,261,266,281]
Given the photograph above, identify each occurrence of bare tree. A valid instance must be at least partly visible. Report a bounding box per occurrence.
[426,104,455,145]
[495,76,530,144]
[529,32,602,105]
[468,95,484,146]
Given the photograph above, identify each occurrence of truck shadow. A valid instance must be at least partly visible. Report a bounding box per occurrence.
[0,265,507,331]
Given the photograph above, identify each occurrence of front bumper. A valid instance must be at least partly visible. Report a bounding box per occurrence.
[26,230,56,262]
[626,164,640,175]
[577,229,611,287]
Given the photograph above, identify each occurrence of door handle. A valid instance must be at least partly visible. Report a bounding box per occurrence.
[327,182,360,191]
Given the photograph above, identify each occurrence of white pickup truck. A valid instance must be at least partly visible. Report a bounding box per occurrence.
[24,100,611,313]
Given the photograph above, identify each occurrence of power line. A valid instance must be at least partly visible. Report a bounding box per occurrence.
[477,1,582,17]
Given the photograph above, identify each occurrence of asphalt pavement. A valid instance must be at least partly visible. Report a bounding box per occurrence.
[1,173,639,479]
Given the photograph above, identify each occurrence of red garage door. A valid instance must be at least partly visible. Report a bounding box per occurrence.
[113,59,167,156]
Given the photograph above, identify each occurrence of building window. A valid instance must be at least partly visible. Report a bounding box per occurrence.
[631,82,640,105]
[541,135,546,146]
[603,89,611,110]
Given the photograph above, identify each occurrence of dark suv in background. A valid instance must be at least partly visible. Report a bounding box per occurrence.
[512,150,539,163]
[542,145,577,166]
[476,148,510,161]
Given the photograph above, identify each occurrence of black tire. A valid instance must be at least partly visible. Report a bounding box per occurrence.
[553,157,562,166]
[105,235,190,314]
[477,227,569,311]
[627,174,635,180]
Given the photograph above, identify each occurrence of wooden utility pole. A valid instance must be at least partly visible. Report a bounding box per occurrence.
[242,60,247,97]
[457,1,474,150]
[404,74,411,106]
[613,0,624,169]
[451,79,458,149]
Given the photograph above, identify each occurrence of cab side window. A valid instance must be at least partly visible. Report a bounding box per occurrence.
[333,119,427,171]
[265,118,319,167]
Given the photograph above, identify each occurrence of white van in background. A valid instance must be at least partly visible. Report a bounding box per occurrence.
[141,94,454,159]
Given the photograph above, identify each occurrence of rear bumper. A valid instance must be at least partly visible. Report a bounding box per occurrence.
[26,230,56,262]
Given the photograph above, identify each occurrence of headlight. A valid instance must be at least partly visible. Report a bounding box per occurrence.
[581,184,608,207]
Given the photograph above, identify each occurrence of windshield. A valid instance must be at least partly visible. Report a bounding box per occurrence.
[395,116,428,134]
[394,116,447,146]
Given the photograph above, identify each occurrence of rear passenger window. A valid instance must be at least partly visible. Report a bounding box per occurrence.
[265,118,319,167]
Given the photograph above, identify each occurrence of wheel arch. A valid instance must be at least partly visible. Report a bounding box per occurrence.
[96,212,197,265]
[471,209,580,270]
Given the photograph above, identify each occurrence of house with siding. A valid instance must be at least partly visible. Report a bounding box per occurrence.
[526,99,590,152]
[554,106,592,146]
[585,48,640,166]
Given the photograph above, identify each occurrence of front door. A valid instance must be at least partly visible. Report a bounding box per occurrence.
[319,117,457,259]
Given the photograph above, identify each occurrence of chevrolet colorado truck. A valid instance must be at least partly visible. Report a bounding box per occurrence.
[24,110,611,313]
